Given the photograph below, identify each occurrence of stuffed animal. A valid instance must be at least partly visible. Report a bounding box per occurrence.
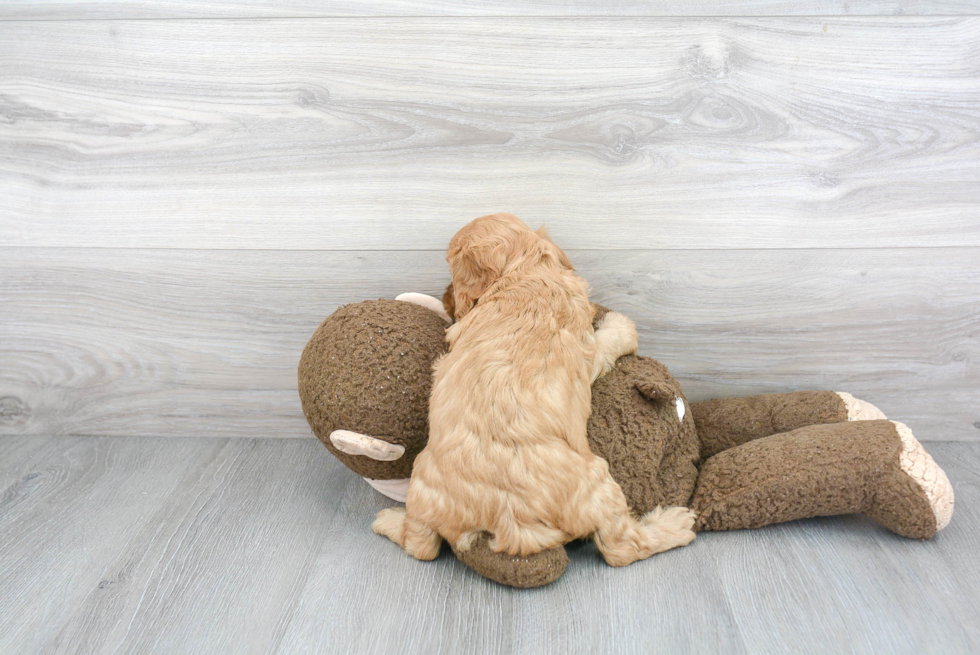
[298,294,449,501]
[298,293,954,588]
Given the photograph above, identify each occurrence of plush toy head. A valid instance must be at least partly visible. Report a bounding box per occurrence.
[298,298,448,495]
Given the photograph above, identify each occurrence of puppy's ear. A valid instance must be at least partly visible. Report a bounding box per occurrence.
[442,283,456,321]
[536,224,574,271]
[447,235,507,319]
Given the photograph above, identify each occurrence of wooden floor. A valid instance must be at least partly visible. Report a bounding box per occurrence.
[1,435,977,655]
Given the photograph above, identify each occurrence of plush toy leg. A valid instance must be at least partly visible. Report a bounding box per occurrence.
[690,420,954,539]
[692,390,886,459]
[451,533,570,588]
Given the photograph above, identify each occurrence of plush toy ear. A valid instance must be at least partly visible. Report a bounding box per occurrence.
[395,292,452,324]
[447,235,507,320]
[635,376,676,405]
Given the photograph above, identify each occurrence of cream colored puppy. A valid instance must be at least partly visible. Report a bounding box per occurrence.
[374,214,696,567]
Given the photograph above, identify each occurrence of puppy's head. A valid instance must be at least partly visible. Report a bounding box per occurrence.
[446,213,573,319]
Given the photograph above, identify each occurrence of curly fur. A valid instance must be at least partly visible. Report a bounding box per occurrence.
[374,213,696,566]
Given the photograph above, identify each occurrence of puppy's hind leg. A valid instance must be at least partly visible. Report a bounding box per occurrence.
[372,507,443,561]
[583,460,696,567]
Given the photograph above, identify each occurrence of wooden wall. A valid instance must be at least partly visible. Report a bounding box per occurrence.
[1,2,978,441]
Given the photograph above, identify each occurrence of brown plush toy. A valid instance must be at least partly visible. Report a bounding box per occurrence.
[298,293,955,588]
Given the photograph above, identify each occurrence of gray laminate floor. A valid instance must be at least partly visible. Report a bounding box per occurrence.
[1,436,977,655]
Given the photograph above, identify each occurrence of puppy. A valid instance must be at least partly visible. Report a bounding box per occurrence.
[374,213,695,567]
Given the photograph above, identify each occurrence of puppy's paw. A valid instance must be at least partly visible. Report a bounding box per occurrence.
[596,311,639,358]
[642,505,697,529]
[642,506,697,548]
[372,507,406,542]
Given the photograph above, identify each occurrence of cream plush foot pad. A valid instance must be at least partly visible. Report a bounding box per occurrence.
[836,392,888,421]
[892,421,955,531]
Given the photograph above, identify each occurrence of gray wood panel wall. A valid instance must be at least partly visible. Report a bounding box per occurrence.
[2,3,978,441]
[2,1,980,19]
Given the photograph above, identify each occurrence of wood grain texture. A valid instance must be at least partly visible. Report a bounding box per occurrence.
[2,246,977,441]
[41,439,340,655]
[0,435,221,653]
[4,1,980,19]
[1,436,977,654]
[1,18,978,250]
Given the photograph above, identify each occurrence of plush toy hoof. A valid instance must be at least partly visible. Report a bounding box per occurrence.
[451,532,569,588]
[883,421,954,534]
[835,392,887,421]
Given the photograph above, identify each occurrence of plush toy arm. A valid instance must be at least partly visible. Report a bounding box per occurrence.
[690,420,953,539]
[692,391,886,459]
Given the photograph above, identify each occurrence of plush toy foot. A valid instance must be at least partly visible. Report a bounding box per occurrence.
[450,532,569,588]
[691,420,954,539]
[867,421,954,537]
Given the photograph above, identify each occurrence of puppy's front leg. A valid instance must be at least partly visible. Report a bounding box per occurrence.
[591,311,639,382]
[373,507,443,560]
